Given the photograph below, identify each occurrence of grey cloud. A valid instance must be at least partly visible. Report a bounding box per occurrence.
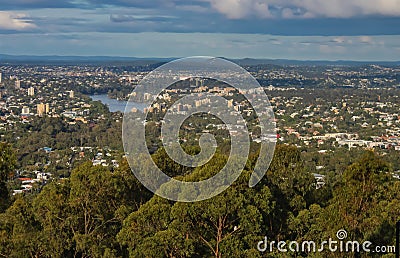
[205,0,400,19]
[0,0,210,12]
[110,14,176,23]
[0,11,37,32]
[0,0,76,10]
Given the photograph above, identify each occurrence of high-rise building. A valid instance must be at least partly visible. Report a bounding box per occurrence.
[234,104,243,112]
[144,93,152,101]
[37,103,48,116]
[27,87,35,96]
[69,90,74,98]
[0,72,2,84]
[15,79,21,89]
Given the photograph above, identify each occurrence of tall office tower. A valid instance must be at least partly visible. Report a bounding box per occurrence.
[15,79,21,89]
[144,93,152,101]
[234,104,243,112]
[0,72,2,83]
[69,90,74,98]
[45,103,50,114]
[37,103,46,116]
[228,99,234,108]
[27,87,35,96]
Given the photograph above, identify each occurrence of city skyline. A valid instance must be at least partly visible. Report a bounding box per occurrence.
[0,0,400,61]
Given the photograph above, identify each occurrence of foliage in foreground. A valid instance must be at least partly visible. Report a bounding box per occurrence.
[0,145,399,257]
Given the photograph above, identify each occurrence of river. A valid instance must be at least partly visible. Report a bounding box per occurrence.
[89,94,146,113]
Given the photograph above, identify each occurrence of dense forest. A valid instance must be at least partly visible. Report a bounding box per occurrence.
[0,142,399,257]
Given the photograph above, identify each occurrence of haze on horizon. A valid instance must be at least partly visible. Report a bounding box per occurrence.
[0,0,400,61]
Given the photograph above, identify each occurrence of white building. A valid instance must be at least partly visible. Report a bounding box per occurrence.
[15,79,21,89]
[28,87,35,96]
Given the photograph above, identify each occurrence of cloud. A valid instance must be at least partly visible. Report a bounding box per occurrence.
[206,0,253,19]
[1,1,399,37]
[204,0,400,19]
[176,4,209,13]
[2,33,399,61]
[281,7,314,19]
[79,0,209,10]
[110,14,175,23]
[295,0,400,18]
[2,0,400,20]
[0,11,37,31]
[319,44,347,54]
[0,0,75,10]
[359,35,373,43]
[0,0,177,10]
[331,37,346,43]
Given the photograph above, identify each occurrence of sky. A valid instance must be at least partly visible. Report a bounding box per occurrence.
[0,0,400,60]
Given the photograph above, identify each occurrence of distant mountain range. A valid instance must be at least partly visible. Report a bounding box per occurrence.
[1,54,399,66]
[0,54,174,65]
[231,58,400,66]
